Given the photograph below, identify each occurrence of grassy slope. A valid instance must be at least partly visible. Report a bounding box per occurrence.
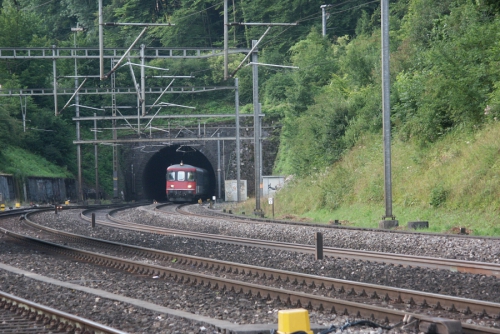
[235,121,500,236]
[0,146,73,178]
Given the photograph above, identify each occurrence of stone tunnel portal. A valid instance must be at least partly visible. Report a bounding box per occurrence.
[142,145,216,201]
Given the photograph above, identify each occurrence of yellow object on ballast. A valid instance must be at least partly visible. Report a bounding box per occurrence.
[277,309,314,334]
[15,203,20,208]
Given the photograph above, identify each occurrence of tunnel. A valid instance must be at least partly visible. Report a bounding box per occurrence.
[142,145,216,201]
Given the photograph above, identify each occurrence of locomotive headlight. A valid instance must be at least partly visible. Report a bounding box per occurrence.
[170,185,174,188]
[187,184,192,189]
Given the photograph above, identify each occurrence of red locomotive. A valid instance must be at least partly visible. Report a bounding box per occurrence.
[166,162,209,202]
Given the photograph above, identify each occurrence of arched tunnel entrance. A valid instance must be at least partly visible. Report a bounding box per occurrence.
[142,145,216,201]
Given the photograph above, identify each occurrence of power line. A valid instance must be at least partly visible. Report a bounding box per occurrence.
[21,0,57,11]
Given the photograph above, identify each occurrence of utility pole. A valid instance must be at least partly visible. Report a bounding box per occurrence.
[52,45,57,115]
[224,0,228,80]
[98,0,104,80]
[235,78,241,202]
[321,4,332,37]
[380,0,397,227]
[94,113,100,205]
[111,60,119,201]
[71,24,84,204]
[252,40,262,216]
[217,132,221,200]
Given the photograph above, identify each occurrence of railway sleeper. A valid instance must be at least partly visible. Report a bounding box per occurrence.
[478,309,489,318]
[434,302,444,310]
[57,321,67,331]
[49,318,59,328]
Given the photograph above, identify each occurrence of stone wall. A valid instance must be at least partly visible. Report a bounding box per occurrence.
[120,118,281,201]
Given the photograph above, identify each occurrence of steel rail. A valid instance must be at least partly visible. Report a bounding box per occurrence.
[20,210,500,319]
[3,225,498,334]
[97,207,500,277]
[172,203,500,241]
[0,291,127,334]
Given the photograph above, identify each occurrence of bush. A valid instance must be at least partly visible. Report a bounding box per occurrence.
[429,185,448,207]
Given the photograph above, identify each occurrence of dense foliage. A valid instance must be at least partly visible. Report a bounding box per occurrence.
[1,0,500,200]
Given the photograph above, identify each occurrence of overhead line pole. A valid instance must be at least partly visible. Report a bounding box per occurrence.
[252,40,262,216]
[321,4,332,37]
[94,113,100,204]
[381,0,396,224]
[224,0,228,80]
[235,78,241,202]
[52,45,57,115]
[73,24,84,204]
[98,0,104,80]
[140,44,146,116]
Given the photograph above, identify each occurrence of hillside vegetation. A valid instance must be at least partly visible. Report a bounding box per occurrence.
[0,146,72,178]
[248,122,500,235]
[1,0,500,234]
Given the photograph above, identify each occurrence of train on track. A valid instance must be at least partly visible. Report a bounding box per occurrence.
[166,162,209,202]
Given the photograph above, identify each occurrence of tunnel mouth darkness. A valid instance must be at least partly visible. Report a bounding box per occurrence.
[142,145,216,202]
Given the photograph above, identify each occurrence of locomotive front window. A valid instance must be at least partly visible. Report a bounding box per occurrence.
[177,171,186,181]
[186,172,195,181]
[167,172,175,181]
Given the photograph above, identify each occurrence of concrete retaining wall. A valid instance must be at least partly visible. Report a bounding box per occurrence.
[0,174,15,203]
[0,174,76,205]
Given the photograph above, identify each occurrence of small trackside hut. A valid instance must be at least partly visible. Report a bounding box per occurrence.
[166,162,209,202]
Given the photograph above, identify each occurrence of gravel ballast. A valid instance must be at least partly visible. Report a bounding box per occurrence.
[0,205,499,333]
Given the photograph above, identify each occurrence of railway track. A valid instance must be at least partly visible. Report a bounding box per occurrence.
[79,205,500,277]
[8,207,500,333]
[19,211,500,317]
[173,203,500,241]
[0,290,127,334]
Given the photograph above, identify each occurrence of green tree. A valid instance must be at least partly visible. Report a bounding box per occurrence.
[393,0,500,143]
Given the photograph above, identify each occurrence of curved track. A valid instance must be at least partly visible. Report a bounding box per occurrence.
[4,206,495,333]
[81,204,500,277]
